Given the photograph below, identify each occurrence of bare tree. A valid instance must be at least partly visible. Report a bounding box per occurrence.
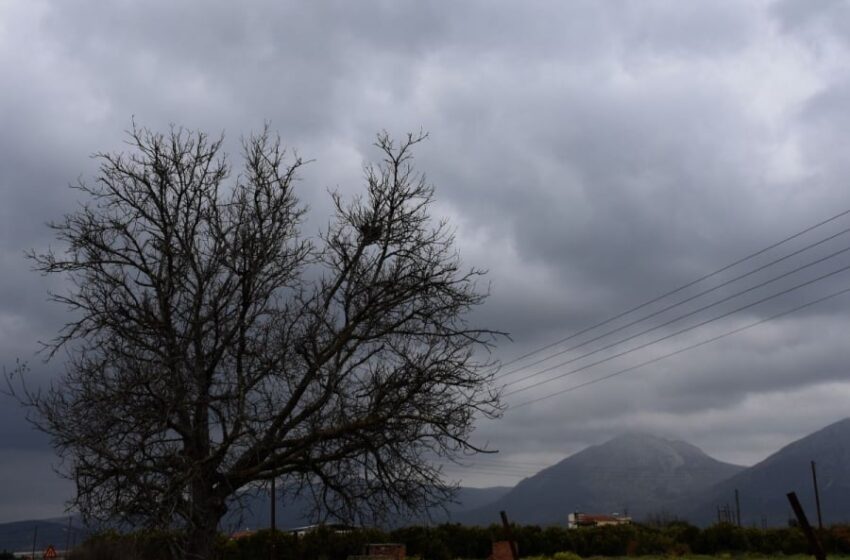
[16,124,502,559]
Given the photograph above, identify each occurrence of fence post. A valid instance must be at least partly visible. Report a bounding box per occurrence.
[499,510,519,560]
[787,491,826,560]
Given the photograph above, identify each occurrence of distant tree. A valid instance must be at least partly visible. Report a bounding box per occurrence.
[15,124,502,559]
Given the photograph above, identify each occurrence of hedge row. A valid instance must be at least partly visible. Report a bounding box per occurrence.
[68,522,850,560]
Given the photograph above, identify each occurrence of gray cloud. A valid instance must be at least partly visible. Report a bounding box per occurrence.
[2,0,850,519]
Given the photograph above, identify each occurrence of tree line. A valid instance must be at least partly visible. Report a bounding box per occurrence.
[65,521,850,560]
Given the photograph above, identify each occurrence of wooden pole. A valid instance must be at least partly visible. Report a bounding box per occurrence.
[735,489,741,527]
[32,525,38,560]
[64,516,73,555]
[811,461,823,530]
[499,510,520,560]
[270,477,277,560]
[271,476,276,532]
[787,491,826,560]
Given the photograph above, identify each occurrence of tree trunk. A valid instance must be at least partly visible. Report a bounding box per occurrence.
[185,478,226,560]
[185,504,225,560]
[185,520,220,560]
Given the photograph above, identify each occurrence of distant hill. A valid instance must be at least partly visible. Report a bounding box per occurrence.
[456,433,744,526]
[0,486,509,551]
[222,484,512,532]
[682,417,850,527]
[7,417,850,547]
[450,486,513,513]
[0,517,87,554]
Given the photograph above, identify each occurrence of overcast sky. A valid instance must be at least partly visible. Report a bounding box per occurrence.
[3,0,850,523]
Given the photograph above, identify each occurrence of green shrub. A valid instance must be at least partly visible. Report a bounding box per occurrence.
[64,520,850,560]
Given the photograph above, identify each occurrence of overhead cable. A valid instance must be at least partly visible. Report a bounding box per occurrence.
[509,285,850,409]
[497,226,850,380]
[498,207,850,372]
[503,246,850,390]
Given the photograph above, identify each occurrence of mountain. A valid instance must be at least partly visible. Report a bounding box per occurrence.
[0,517,87,554]
[450,486,513,513]
[6,418,850,546]
[222,485,512,532]
[0,486,509,551]
[682,417,850,527]
[456,433,744,526]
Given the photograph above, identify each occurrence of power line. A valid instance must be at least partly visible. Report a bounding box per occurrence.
[497,207,850,372]
[505,260,850,397]
[497,226,850,379]
[509,285,850,409]
[442,467,531,477]
[440,461,752,479]
[446,456,556,469]
[438,461,551,478]
[503,247,850,392]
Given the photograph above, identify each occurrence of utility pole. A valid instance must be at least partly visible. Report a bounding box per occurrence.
[270,477,277,560]
[735,489,741,527]
[723,503,732,524]
[811,460,823,530]
[31,525,38,560]
[270,476,276,532]
[65,516,73,554]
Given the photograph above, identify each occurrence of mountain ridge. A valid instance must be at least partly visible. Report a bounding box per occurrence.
[682,417,850,526]
[4,418,850,551]
[454,432,744,526]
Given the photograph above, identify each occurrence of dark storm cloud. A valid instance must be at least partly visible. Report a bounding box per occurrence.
[2,0,850,516]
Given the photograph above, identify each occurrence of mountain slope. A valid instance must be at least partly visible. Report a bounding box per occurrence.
[0,484,510,550]
[458,433,744,526]
[8,418,850,546]
[450,486,513,512]
[222,485,512,531]
[683,417,850,526]
[0,517,87,554]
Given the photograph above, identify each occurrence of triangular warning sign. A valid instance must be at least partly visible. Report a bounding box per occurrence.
[43,545,57,559]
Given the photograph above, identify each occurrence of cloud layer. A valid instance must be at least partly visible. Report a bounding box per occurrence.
[2,0,850,521]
